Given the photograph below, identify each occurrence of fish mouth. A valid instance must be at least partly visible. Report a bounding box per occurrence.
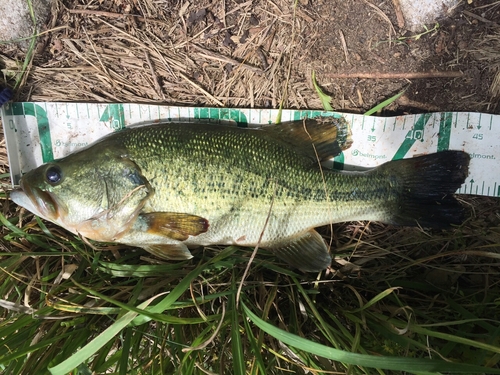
[10,180,65,222]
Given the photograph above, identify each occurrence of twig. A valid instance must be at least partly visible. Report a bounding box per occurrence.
[178,72,224,106]
[391,0,405,28]
[173,24,213,49]
[323,71,463,79]
[0,26,68,45]
[225,0,252,16]
[178,1,190,33]
[192,44,264,74]
[276,0,299,123]
[475,1,500,10]
[462,10,500,28]
[338,30,349,64]
[68,8,127,18]
[81,28,115,87]
[182,302,226,352]
[362,0,396,36]
[144,51,165,100]
[236,180,277,308]
[256,47,269,70]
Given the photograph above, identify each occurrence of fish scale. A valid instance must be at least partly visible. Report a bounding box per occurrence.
[119,125,385,243]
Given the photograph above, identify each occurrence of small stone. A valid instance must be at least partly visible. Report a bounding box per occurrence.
[0,0,53,50]
[398,0,461,32]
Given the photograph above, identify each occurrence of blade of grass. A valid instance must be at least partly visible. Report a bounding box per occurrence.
[364,89,406,115]
[291,276,341,348]
[72,277,214,324]
[0,329,76,364]
[242,313,266,375]
[349,287,401,312]
[130,245,238,326]
[47,294,161,375]
[242,302,500,374]
[48,246,239,374]
[231,273,245,375]
[407,322,500,354]
[118,327,133,375]
[14,0,38,90]
[312,70,334,111]
[97,260,190,277]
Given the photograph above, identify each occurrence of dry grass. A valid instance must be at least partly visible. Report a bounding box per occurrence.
[1,0,325,109]
[2,0,499,110]
[469,31,500,102]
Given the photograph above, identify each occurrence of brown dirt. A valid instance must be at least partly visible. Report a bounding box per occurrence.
[0,0,499,114]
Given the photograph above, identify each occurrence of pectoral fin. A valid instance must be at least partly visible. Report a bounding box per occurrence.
[269,229,332,272]
[144,244,193,260]
[141,212,209,241]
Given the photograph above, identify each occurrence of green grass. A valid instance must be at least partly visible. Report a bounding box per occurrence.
[1,0,499,373]
[1,191,500,374]
[311,69,405,115]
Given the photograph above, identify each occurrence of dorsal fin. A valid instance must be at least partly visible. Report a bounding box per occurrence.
[260,117,352,161]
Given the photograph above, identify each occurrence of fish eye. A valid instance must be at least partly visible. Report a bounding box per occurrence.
[45,165,63,185]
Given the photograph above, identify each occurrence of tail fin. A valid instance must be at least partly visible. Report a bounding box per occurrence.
[381,151,470,228]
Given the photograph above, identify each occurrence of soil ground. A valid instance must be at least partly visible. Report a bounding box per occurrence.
[0,0,499,114]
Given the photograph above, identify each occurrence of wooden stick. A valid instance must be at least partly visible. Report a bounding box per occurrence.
[322,71,463,79]
[178,72,224,106]
[144,51,165,100]
[391,0,405,29]
[192,44,264,74]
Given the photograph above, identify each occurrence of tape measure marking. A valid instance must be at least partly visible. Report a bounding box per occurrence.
[2,103,500,197]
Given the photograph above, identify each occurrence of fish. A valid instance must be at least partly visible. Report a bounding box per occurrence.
[10,118,470,272]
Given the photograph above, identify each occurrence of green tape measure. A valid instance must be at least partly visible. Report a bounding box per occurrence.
[2,103,499,197]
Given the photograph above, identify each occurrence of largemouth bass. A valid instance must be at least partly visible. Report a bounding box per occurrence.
[10,118,470,272]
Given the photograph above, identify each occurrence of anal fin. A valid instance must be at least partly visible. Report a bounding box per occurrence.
[268,229,332,272]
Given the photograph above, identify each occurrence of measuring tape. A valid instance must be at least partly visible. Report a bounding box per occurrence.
[2,102,499,197]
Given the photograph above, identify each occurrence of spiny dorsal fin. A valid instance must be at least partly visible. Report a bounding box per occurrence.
[260,117,352,161]
[268,229,332,272]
